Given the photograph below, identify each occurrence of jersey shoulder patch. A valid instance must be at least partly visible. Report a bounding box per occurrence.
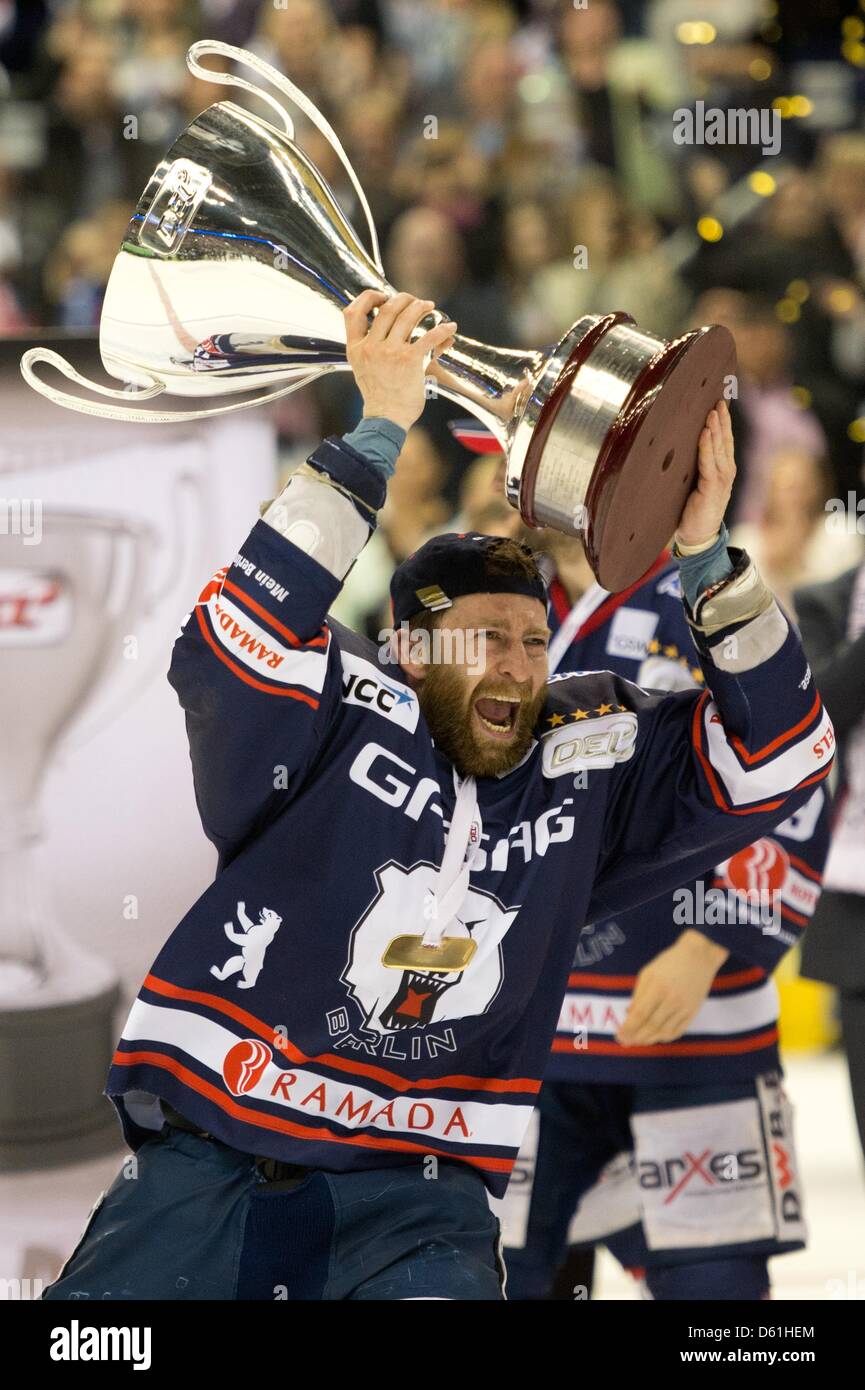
[338,648,419,732]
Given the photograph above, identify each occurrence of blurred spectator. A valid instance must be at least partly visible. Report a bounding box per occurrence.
[38,29,129,221]
[391,125,501,283]
[340,87,404,235]
[0,168,29,329]
[252,0,339,121]
[558,0,623,170]
[113,0,199,147]
[460,36,521,161]
[501,199,565,345]
[797,558,865,1169]
[385,205,515,498]
[818,133,865,279]
[730,448,864,614]
[691,290,827,526]
[43,200,133,328]
[381,0,481,116]
[448,453,522,539]
[329,426,448,637]
[531,169,691,339]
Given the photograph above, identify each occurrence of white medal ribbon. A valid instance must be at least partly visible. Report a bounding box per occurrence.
[421,772,480,947]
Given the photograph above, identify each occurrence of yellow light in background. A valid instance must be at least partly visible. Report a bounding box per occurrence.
[697,216,723,241]
[842,15,865,38]
[776,298,800,323]
[773,96,792,117]
[842,38,865,64]
[676,21,717,44]
[749,170,776,196]
[791,386,812,409]
[787,279,810,303]
[829,285,857,313]
[789,95,814,116]
[749,58,772,80]
[847,418,865,442]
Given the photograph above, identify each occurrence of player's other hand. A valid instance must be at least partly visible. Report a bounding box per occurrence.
[344,289,457,433]
[616,929,729,1048]
[674,398,736,548]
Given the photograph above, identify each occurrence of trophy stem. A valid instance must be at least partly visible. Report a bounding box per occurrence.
[426,334,545,447]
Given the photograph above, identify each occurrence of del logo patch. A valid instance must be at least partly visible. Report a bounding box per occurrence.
[542,711,638,777]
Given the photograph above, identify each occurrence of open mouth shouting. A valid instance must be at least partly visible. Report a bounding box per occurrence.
[473,695,521,741]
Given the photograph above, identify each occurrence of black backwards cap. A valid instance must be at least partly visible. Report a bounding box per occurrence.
[390,532,547,627]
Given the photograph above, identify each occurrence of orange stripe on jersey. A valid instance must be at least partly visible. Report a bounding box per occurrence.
[195,605,319,705]
[567,973,636,990]
[780,903,809,928]
[222,577,328,649]
[112,1050,513,1174]
[551,1026,779,1057]
[566,966,765,994]
[142,974,540,1097]
[710,966,765,990]
[691,693,832,814]
[729,691,822,766]
[788,853,822,883]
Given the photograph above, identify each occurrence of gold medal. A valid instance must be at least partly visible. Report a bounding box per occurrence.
[381,936,477,973]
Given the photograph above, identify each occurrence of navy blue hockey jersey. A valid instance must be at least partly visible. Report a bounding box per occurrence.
[106,440,835,1196]
[543,557,830,1085]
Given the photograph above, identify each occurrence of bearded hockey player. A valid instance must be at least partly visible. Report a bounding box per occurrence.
[44,290,834,1301]
[496,529,829,1301]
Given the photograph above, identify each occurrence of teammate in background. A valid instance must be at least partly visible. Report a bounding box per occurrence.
[44,291,833,1301]
[496,524,829,1301]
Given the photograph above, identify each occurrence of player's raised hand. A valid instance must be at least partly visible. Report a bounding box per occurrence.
[616,930,729,1048]
[674,398,736,548]
[343,289,457,432]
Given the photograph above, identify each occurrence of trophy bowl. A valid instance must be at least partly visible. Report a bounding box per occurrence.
[20,40,736,592]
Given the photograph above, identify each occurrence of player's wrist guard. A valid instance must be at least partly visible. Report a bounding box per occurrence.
[684,547,773,638]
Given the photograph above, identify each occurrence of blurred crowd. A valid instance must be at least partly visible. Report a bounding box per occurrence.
[2,0,865,630]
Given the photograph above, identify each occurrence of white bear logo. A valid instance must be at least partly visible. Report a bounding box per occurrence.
[342,862,517,1033]
[210,901,283,990]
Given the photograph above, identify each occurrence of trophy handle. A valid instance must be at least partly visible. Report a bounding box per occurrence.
[186,40,383,272]
[19,347,327,424]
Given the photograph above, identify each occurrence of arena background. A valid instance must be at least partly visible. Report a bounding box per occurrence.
[0,0,864,1301]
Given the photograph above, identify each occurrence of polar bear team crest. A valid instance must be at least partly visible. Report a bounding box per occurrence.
[210,900,283,989]
[342,862,518,1033]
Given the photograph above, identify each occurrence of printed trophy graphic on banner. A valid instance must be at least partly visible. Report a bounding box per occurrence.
[20,40,736,592]
[0,494,199,1168]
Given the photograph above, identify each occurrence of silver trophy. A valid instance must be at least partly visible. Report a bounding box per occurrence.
[21,41,735,591]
